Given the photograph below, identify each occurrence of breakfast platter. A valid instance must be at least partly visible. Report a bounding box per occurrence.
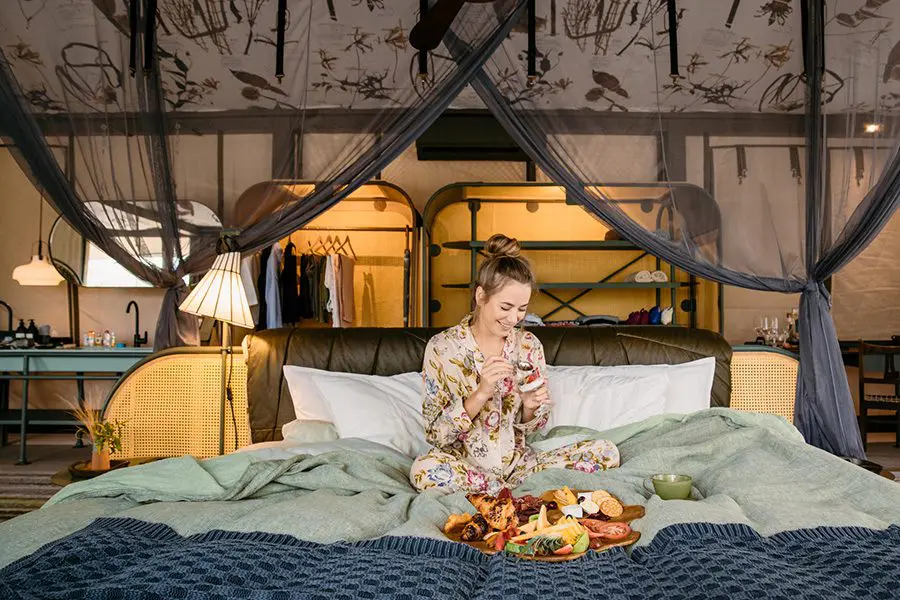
[444,487,643,561]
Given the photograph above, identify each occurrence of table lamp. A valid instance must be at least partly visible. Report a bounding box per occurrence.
[178,249,253,454]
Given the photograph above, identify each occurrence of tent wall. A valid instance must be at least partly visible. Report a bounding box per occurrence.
[830,147,900,341]
[0,147,162,409]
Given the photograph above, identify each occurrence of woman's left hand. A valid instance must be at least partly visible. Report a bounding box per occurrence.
[521,384,551,413]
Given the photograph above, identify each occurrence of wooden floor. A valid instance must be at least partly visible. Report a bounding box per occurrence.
[0,432,898,523]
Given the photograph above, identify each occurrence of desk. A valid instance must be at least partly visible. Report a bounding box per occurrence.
[0,348,152,465]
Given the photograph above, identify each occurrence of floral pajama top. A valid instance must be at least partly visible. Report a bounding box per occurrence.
[420,314,549,482]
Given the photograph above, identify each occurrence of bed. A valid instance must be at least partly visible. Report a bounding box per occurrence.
[1,327,899,599]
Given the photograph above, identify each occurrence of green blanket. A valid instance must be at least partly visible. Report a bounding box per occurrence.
[2,409,899,569]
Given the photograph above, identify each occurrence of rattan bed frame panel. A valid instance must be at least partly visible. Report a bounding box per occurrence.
[729,350,797,423]
[105,352,250,459]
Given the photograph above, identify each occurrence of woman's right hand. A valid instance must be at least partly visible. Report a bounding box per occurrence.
[474,356,514,402]
[465,356,514,418]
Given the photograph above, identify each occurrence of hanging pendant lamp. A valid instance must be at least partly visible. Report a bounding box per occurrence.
[13,192,63,286]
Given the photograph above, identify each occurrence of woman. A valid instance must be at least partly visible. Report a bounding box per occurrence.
[410,234,620,494]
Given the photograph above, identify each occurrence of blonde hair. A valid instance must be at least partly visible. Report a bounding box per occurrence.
[474,234,535,301]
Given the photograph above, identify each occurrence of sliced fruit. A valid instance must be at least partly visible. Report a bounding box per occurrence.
[528,513,539,522]
[511,521,579,543]
[494,532,508,551]
[560,523,585,546]
[517,520,538,535]
[531,534,565,555]
[504,541,528,554]
[553,544,574,555]
[572,532,590,554]
[537,504,550,531]
[483,531,502,544]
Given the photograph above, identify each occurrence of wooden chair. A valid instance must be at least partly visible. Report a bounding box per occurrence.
[857,341,900,450]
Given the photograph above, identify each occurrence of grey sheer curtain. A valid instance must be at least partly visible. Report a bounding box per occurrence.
[0,0,526,350]
[464,1,900,459]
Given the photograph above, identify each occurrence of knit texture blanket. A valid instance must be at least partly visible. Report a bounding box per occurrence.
[2,517,899,599]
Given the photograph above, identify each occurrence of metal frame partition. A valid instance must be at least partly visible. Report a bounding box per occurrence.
[421,182,722,329]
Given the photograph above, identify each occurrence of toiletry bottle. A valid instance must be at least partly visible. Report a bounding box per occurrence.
[15,320,26,341]
[26,320,38,347]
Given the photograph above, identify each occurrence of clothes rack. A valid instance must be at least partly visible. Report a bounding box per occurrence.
[288,225,414,327]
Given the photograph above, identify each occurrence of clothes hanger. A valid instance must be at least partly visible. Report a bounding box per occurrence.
[335,235,357,259]
[307,237,324,256]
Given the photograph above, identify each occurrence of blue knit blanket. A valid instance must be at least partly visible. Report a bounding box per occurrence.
[2,518,898,599]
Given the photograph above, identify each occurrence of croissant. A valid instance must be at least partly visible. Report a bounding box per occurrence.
[466,493,517,531]
[460,514,489,541]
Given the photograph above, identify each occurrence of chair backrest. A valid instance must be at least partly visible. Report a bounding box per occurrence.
[858,340,900,400]
[729,347,798,423]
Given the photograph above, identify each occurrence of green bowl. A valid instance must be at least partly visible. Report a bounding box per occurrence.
[647,473,693,500]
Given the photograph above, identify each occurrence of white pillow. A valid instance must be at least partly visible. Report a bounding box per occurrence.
[312,371,428,458]
[282,365,334,422]
[546,372,670,431]
[549,356,716,415]
[281,365,427,458]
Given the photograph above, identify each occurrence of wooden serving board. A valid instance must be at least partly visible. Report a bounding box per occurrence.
[445,497,645,562]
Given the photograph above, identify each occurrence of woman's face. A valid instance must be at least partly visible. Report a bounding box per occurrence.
[475,280,532,338]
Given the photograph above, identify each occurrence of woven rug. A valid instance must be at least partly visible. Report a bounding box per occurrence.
[0,470,56,522]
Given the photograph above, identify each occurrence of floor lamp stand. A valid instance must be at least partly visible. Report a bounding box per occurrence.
[219,322,232,456]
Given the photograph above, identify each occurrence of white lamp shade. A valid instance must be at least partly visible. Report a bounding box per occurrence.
[179,251,254,329]
[12,254,64,286]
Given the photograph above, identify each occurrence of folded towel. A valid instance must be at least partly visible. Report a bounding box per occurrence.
[625,270,653,283]
[650,270,669,282]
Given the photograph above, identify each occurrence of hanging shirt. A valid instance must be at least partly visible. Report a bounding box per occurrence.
[240,255,259,308]
[265,242,283,329]
[299,254,314,319]
[255,246,271,330]
[325,254,341,328]
[422,313,549,480]
[281,242,301,324]
[338,254,355,327]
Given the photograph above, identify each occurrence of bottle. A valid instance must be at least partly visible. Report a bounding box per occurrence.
[109,331,116,347]
[15,319,26,341]
[26,320,38,347]
[102,330,111,347]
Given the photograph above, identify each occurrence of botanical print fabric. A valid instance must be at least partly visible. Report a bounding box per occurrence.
[410,314,619,494]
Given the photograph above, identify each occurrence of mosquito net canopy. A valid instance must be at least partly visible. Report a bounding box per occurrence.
[2,0,898,459]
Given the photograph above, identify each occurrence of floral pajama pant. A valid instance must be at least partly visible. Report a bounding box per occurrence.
[409,439,620,495]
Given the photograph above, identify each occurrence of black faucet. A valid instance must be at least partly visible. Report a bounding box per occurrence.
[0,300,11,333]
[127,301,148,347]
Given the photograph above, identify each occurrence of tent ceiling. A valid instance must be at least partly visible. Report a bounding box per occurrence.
[1,0,896,115]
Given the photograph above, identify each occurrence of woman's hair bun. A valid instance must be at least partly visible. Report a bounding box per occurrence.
[484,234,521,259]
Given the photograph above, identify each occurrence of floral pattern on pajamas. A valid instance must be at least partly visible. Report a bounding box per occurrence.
[410,314,620,494]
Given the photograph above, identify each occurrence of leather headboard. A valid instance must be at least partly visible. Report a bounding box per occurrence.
[245,326,733,443]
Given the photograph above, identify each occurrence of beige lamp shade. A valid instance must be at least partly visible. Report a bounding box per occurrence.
[179,251,254,329]
[13,252,64,286]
